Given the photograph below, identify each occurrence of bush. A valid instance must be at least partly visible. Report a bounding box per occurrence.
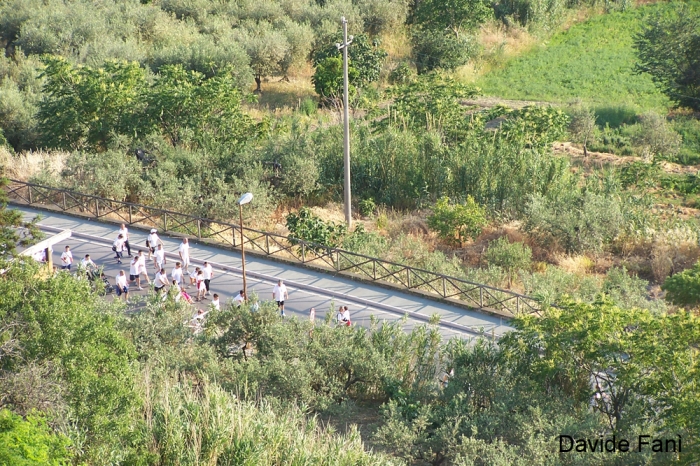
[525,190,625,254]
[0,409,72,465]
[427,196,488,246]
[286,207,347,249]
[484,237,532,287]
[632,112,682,160]
[411,29,479,74]
[661,261,700,308]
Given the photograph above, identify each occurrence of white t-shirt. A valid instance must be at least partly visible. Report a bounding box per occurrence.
[272,284,287,301]
[211,298,221,310]
[155,271,168,287]
[178,242,190,259]
[81,258,95,268]
[147,233,160,246]
[129,260,139,276]
[113,238,125,252]
[189,269,198,279]
[202,264,213,280]
[154,249,165,264]
[233,294,244,307]
[137,255,147,272]
[61,250,73,265]
[171,267,183,283]
[342,309,350,322]
[116,274,128,288]
[197,279,206,291]
[119,227,129,240]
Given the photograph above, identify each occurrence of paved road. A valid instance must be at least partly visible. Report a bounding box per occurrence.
[16,206,513,340]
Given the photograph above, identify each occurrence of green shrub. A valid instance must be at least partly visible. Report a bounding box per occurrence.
[484,237,532,287]
[286,207,347,249]
[525,190,625,254]
[661,261,700,308]
[427,196,488,245]
[359,197,377,217]
[299,97,317,116]
[0,409,72,465]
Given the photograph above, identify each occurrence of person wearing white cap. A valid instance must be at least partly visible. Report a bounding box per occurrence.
[146,228,162,259]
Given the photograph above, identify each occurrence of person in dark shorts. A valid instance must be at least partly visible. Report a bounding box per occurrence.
[272,279,288,317]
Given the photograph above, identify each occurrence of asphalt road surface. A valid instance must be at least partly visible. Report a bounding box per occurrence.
[16,205,513,341]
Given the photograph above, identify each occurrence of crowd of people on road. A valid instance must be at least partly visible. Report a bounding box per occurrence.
[48,223,353,330]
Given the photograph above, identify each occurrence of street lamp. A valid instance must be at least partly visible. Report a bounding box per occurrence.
[237,192,253,298]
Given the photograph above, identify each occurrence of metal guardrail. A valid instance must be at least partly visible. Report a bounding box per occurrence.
[5,179,542,317]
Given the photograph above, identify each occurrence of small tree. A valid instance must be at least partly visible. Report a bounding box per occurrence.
[484,236,532,288]
[632,112,682,160]
[427,196,487,246]
[661,261,700,308]
[0,177,42,258]
[238,21,289,93]
[313,33,387,88]
[311,57,358,107]
[634,5,700,111]
[568,104,597,157]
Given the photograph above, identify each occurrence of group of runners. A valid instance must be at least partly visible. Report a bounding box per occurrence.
[111,224,219,308]
[56,223,352,325]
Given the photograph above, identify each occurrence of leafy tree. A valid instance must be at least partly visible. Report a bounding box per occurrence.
[661,261,700,308]
[144,64,256,148]
[279,19,314,79]
[634,4,700,110]
[484,236,532,287]
[427,195,487,245]
[568,103,597,156]
[502,297,700,460]
[0,262,137,462]
[386,74,480,142]
[311,56,358,106]
[632,111,682,160]
[412,0,492,37]
[37,57,146,151]
[525,190,625,254]
[500,105,570,150]
[313,33,387,87]
[411,28,479,73]
[238,21,289,93]
[0,409,71,465]
[0,177,42,259]
[286,207,347,250]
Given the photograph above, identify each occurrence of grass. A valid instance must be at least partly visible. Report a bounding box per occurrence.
[477,3,676,113]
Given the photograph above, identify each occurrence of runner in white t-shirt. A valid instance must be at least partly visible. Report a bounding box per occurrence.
[60,246,73,270]
[146,229,162,259]
[233,290,245,307]
[119,224,131,257]
[115,270,129,301]
[171,262,184,287]
[153,244,167,271]
[113,234,126,264]
[272,279,288,317]
[178,238,191,274]
[129,256,140,287]
[154,268,169,294]
[136,250,150,289]
[202,262,213,298]
[211,293,221,311]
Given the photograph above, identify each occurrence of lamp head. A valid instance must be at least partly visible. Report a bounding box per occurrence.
[237,192,253,205]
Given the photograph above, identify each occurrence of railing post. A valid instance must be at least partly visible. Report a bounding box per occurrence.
[163,213,167,232]
[232,227,236,247]
[479,287,483,308]
[406,268,411,288]
[95,199,100,218]
[301,243,306,262]
[335,250,340,271]
[129,204,133,224]
[442,278,447,297]
[197,219,201,239]
[62,192,67,210]
[28,186,32,204]
[265,235,269,254]
[372,260,376,280]
[516,296,520,315]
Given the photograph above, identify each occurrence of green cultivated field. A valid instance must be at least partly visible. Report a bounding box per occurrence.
[478,4,676,115]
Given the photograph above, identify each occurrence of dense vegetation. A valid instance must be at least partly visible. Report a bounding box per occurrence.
[0,254,698,465]
[1,0,700,461]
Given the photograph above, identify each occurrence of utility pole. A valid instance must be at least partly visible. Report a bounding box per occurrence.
[338,16,353,228]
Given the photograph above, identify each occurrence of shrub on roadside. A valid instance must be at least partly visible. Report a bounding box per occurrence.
[427,196,488,246]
